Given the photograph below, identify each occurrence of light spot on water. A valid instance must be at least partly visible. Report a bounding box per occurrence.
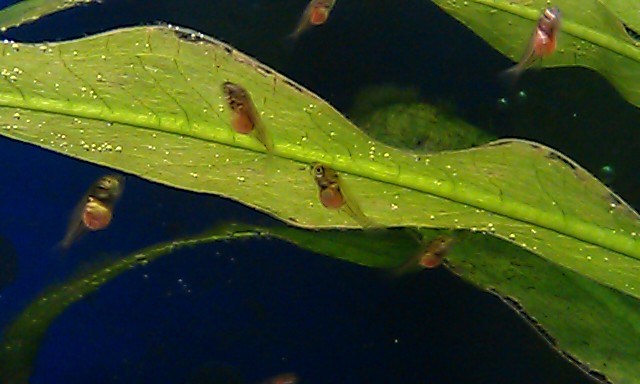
[517,90,527,102]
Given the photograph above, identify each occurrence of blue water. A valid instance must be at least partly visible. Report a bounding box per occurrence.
[1,0,635,382]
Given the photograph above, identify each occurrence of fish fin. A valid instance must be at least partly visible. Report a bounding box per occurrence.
[498,64,525,89]
[338,188,378,229]
[58,194,90,251]
[281,34,297,55]
[56,220,88,251]
[254,121,274,155]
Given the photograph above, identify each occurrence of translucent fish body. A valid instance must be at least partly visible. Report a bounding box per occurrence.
[419,236,454,269]
[502,7,561,83]
[222,81,273,151]
[310,163,374,227]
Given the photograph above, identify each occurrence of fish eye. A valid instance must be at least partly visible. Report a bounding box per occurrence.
[313,165,324,177]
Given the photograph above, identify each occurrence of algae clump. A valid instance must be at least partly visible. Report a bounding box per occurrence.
[350,84,493,151]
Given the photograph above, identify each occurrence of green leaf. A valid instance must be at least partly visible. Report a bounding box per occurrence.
[430,0,640,109]
[0,0,99,32]
[0,224,421,383]
[3,224,638,384]
[0,226,263,383]
[445,230,640,383]
[0,25,638,300]
[602,0,640,33]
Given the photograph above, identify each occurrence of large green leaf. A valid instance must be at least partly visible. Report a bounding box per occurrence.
[444,230,640,384]
[0,25,638,297]
[0,225,262,383]
[3,223,639,383]
[0,224,422,383]
[430,0,640,109]
[0,0,99,32]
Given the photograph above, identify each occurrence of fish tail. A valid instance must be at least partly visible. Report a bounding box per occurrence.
[281,33,299,55]
[254,124,274,155]
[342,201,379,229]
[498,64,524,89]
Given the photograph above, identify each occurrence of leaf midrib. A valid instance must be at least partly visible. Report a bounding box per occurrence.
[2,85,638,260]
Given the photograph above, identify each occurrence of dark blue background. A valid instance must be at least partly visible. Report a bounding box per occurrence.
[1,0,633,382]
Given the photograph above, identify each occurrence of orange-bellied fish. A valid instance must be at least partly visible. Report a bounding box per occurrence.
[257,372,299,384]
[60,174,124,249]
[419,235,454,268]
[310,163,374,227]
[502,7,561,83]
[289,0,337,40]
[222,81,273,152]
[393,235,455,276]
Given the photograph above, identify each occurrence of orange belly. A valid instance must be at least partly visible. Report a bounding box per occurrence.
[309,7,329,26]
[232,113,255,134]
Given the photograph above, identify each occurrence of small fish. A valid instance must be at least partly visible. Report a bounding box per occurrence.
[310,163,374,227]
[501,7,561,84]
[393,235,454,275]
[257,372,299,384]
[419,235,454,268]
[288,0,336,40]
[60,174,124,249]
[222,81,273,152]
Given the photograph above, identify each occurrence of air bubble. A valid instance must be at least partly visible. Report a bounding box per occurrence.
[390,203,398,210]
[237,176,246,182]
[508,233,516,239]
[517,90,527,102]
